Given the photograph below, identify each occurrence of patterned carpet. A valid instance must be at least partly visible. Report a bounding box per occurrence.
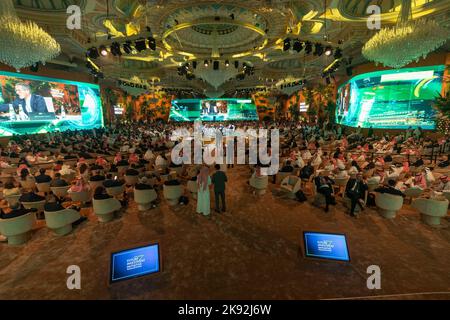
[0,165,449,300]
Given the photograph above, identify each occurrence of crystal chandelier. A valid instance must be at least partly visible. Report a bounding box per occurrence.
[0,0,61,71]
[362,0,449,69]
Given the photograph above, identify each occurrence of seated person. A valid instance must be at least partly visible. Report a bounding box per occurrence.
[374,179,405,197]
[0,203,35,219]
[411,157,424,167]
[19,191,45,203]
[314,172,335,212]
[135,176,154,190]
[436,175,450,192]
[299,161,314,180]
[345,172,368,217]
[44,199,86,226]
[280,160,294,173]
[50,173,69,187]
[164,173,180,186]
[69,178,90,193]
[89,172,106,182]
[3,181,20,197]
[103,174,124,188]
[94,186,127,207]
[35,168,52,184]
[93,186,112,200]
[437,155,449,168]
[125,166,139,176]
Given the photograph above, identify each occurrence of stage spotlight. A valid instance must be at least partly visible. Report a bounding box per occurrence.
[204,60,209,67]
[147,37,156,50]
[110,42,122,56]
[324,46,333,56]
[87,47,99,59]
[293,40,303,52]
[123,41,133,54]
[304,41,312,54]
[334,48,343,59]
[192,61,197,69]
[135,38,147,52]
[325,77,331,85]
[314,43,323,56]
[225,60,230,67]
[283,38,291,51]
[213,61,219,70]
[234,61,239,68]
[230,13,235,20]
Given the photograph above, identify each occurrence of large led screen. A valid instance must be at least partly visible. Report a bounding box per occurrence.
[0,71,104,136]
[169,98,259,122]
[335,65,445,129]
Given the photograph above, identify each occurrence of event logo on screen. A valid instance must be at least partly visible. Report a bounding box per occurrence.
[303,232,350,262]
[110,244,160,283]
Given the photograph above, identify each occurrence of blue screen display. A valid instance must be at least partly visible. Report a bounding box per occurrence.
[110,243,160,283]
[303,232,350,261]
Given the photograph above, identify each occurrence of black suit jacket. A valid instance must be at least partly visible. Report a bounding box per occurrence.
[0,94,48,115]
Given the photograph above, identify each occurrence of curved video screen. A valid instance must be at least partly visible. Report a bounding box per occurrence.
[335,65,445,129]
[0,71,104,136]
[169,98,259,122]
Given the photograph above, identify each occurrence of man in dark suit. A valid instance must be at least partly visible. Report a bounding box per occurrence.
[211,164,227,213]
[374,179,405,197]
[0,83,49,118]
[345,172,368,217]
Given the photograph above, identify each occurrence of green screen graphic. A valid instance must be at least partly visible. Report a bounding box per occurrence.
[0,71,104,136]
[169,99,259,122]
[335,65,445,129]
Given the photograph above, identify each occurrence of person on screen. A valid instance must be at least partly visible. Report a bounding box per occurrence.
[0,82,49,118]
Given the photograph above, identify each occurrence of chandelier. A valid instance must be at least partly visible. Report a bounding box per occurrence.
[362,0,449,69]
[0,0,61,71]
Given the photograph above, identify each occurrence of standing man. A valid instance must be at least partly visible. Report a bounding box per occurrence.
[345,172,368,217]
[211,164,227,213]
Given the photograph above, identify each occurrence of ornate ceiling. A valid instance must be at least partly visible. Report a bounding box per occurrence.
[11,0,450,95]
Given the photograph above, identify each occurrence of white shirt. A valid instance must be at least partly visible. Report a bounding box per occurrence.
[25,96,32,113]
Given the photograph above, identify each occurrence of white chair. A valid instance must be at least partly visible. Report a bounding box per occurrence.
[249,175,269,195]
[187,180,198,199]
[333,177,349,196]
[280,175,302,199]
[404,187,424,204]
[19,179,36,191]
[21,200,46,214]
[163,184,183,206]
[134,188,157,211]
[44,209,81,235]
[89,180,105,191]
[412,198,449,226]
[61,173,76,184]
[51,186,70,199]
[443,191,450,202]
[275,171,291,184]
[36,182,51,194]
[93,198,121,222]
[0,213,35,245]
[106,184,125,197]
[117,166,128,176]
[375,193,404,219]
[4,194,21,207]
[367,181,380,192]
[68,190,91,206]
[124,175,139,186]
